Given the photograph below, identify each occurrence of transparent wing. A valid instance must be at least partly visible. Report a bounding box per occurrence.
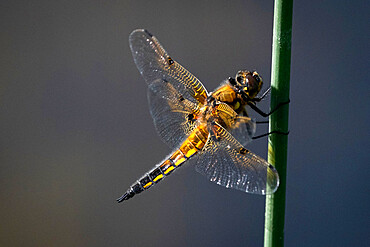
[129,29,208,105]
[148,78,199,148]
[213,103,256,147]
[229,111,256,147]
[195,122,279,195]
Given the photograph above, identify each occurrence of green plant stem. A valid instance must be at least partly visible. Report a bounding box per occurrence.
[264,0,293,247]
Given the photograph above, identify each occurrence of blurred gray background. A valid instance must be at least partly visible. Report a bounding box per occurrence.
[1,0,369,246]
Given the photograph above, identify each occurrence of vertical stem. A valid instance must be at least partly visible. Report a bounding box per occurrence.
[264,0,293,247]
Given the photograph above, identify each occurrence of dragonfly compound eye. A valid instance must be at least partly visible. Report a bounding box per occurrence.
[253,74,260,83]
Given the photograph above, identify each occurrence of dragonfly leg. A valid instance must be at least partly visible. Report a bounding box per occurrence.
[252,87,271,102]
[247,99,290,117]
[252,130,289,140]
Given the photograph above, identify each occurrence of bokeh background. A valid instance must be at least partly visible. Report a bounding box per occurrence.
[1,1,369,246]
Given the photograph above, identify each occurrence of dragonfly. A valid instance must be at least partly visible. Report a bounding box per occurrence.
[117,29,286,203]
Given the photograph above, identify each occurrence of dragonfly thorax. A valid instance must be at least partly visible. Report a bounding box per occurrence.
[196,98,237,131]
[210,70,263,115]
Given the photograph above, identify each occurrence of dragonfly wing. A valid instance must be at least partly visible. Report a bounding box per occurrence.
[148,78,199,149]
[195,122,279,195]
[229,114,256,147]
[130,29,208,105]
[213,102,256,147]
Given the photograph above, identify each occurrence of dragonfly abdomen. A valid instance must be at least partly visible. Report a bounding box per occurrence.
[117,124,209,203]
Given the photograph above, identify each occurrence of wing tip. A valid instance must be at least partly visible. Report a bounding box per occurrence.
[265,164,280,194]
[130,29,153,38]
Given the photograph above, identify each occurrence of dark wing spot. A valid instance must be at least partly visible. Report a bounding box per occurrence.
[167,56,174,66]
[143,29,153,37]
[268,164,277,171]
[238,147,249,155]
[187,113,194,121]
[179,95,185,102]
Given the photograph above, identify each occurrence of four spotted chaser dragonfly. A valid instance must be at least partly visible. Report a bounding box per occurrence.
[117,29,282,202]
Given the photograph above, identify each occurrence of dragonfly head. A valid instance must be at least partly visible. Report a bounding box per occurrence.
[233,70,263,99]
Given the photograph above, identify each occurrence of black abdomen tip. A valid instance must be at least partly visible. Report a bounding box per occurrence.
[116,191,135,203]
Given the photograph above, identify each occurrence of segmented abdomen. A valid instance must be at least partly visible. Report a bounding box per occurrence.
[117,124,209,202]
